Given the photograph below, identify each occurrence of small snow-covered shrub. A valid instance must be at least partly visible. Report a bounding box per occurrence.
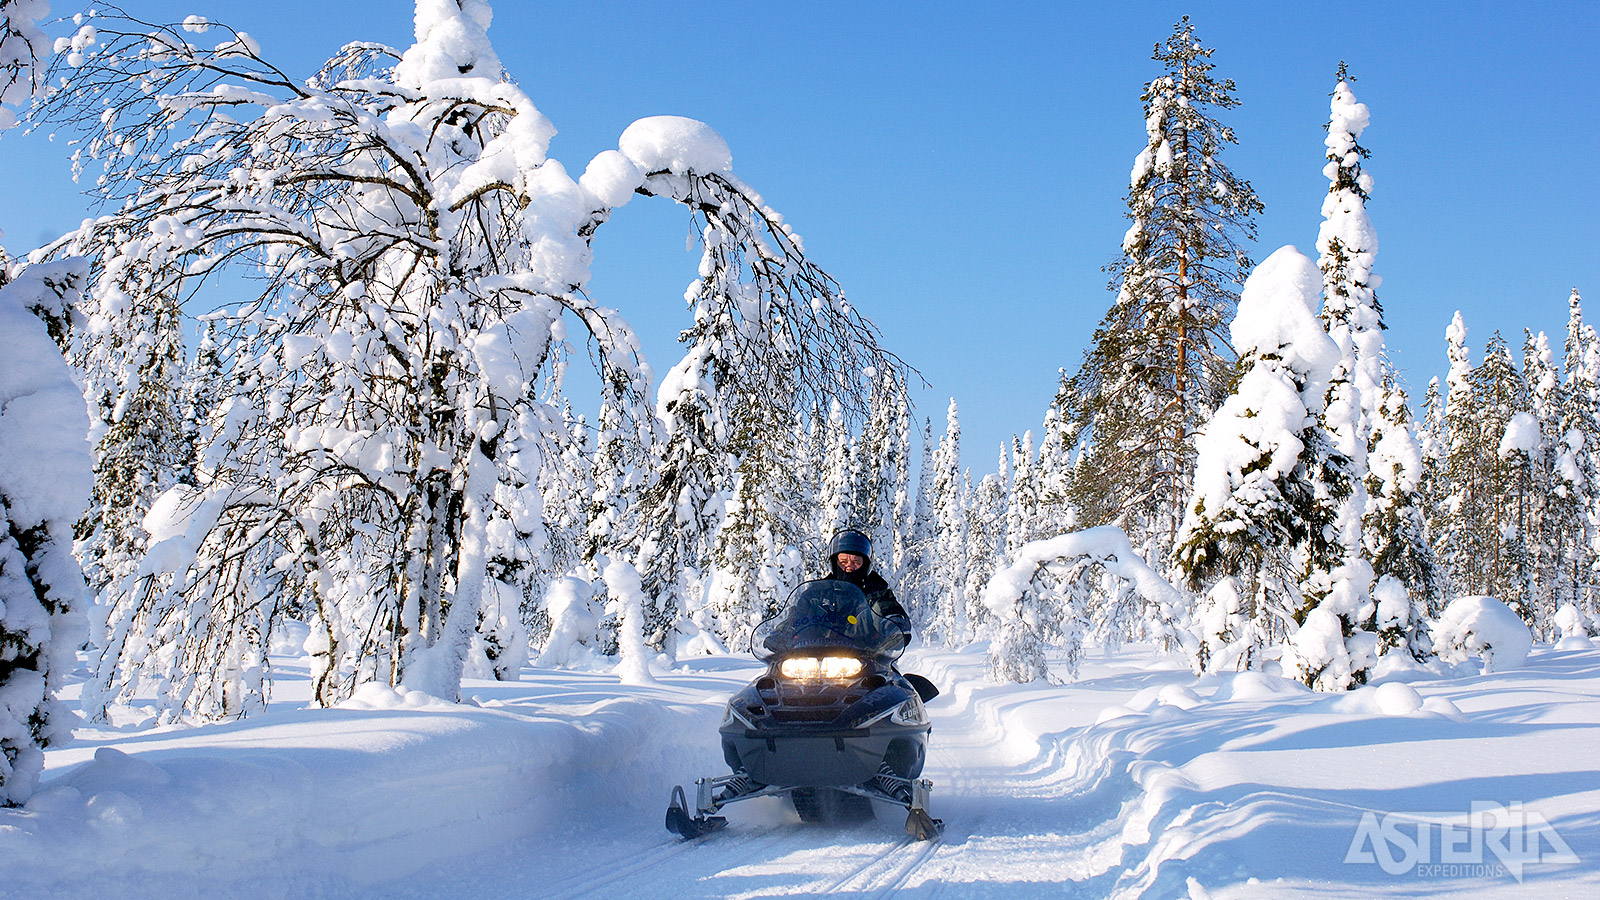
[1432,596,1532,672]
[1554,603,1596,650]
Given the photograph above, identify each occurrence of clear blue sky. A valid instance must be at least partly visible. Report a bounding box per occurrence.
[3,1,1596,473]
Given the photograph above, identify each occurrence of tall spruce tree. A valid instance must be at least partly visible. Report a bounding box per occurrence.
[1365,378,1439,651]
[1035,370,1084,540]
[901,418,938,625]
[1521,331,1563,635]
[1071,17,1263,564]
[962,444,1011,640]
[927,400,967,643]
[1174,247,1341,675]
[1430,313,1480,600]
[1556,290,1600,620]
[0,261,91,805]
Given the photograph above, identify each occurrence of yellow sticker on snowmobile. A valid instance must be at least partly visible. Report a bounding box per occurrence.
[847,615,858,625]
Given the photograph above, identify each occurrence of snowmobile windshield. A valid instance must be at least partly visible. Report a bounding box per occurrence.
[751,580,909,663]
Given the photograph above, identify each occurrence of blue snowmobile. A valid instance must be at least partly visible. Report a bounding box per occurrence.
[665,579,944,840]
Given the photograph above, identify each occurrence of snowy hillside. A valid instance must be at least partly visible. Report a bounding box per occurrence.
[4,638,1596,899]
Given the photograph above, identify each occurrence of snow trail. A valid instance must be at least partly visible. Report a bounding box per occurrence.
[6,644,1600,898]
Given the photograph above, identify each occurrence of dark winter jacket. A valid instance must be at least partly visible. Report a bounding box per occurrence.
[824,565,909,625]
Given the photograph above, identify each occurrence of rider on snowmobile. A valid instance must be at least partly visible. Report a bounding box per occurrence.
[823,529,909,626]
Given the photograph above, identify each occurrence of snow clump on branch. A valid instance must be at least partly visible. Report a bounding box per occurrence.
[619,116,734,175]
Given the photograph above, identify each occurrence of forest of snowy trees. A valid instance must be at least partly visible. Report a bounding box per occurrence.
[1,3,1595,804]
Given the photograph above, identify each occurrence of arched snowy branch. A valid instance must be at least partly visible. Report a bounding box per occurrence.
[981,526,1194,682]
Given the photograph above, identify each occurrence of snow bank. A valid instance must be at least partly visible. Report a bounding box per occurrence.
[4,665,730,899]
[1036,647,1591,898]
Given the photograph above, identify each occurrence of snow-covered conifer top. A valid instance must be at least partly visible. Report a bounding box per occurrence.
[1323,80,1371,178]
[1230,245,1337,387]
[1445,310,1471,398]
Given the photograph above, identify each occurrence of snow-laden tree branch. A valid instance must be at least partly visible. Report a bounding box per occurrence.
[982,525,1193,683]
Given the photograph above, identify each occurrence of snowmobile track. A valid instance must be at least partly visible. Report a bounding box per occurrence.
[811,832,941,897]
[537,827,787,900]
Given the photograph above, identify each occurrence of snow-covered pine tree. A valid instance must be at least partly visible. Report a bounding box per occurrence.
[1317,65,1386,425]
[542,406,593,576]
[1174,247,1342,677]
[1071,17,1263,564]
[1463,334,1534,619]
[704,391,805,648]
[927,400,968,644]
[790,407,824,561]
[178,321,224,486]
[850,372,909,572]
[1520,330,1563,636]
[900,417,938,627]
[632,327,727,650]
[1300,63,1392,683]
[585,395,648,571]
[816,399,854,541]
[1429,313,1479,601]
[0,259,91,805]
[887,382,917,584]
[1003,431,1039,559]
[1556,290,1600,620]
[1034,370,1083,540]
[1364,378,1438,655]
[962,444,1010,643]
[0,2,93,802]
[526,404,592,647]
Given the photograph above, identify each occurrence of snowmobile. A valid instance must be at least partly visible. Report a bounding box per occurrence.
[665,579,945,841]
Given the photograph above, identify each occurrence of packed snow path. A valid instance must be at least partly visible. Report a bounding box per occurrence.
[5,643,1599,899]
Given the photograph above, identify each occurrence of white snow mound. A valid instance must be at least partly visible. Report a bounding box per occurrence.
[1432,595,1533,672]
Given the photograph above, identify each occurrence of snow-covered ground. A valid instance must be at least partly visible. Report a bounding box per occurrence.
[5,638,1598,899]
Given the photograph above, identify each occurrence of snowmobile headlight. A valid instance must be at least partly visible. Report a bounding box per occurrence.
[779,656,863,680]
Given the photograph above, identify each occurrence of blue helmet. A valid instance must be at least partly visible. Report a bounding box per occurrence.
[828,529,873,568]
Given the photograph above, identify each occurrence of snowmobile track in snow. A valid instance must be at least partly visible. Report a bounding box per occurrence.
[535,828,772,900]
[538,826,799,900]
[809,832,941,897]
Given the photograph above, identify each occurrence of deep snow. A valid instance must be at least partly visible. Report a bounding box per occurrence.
[4,638,1598,899]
